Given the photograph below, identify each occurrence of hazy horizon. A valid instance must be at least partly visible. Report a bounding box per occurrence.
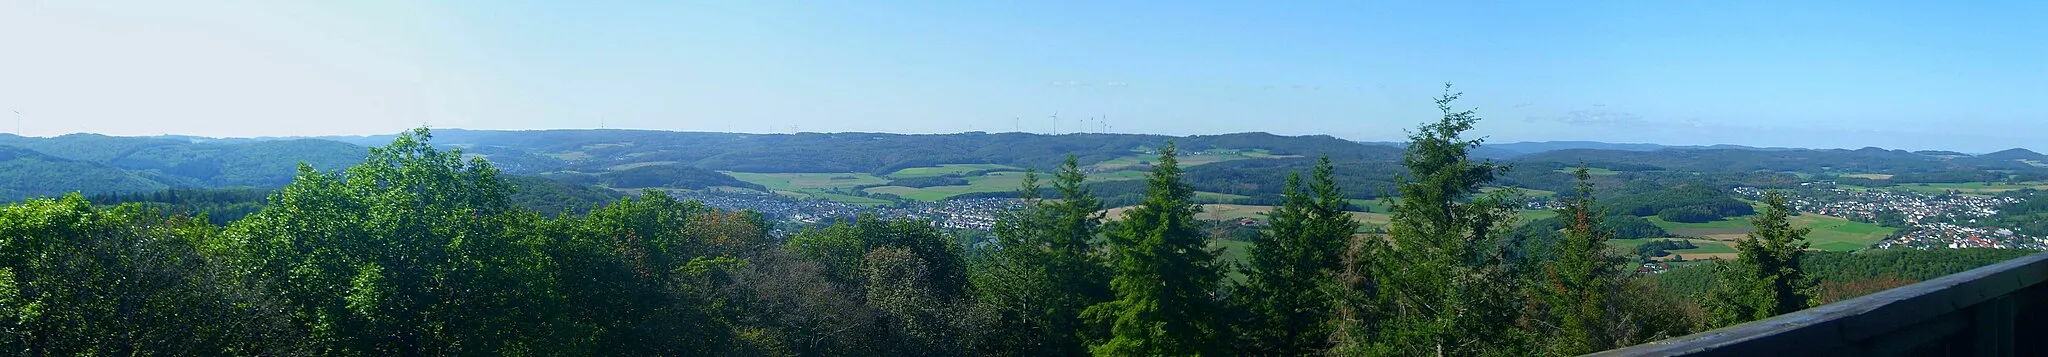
[3,1,2043,152]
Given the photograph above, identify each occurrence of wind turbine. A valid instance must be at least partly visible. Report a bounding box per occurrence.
[1050,112,1059,135]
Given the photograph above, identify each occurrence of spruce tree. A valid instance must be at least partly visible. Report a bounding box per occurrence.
[1241,156,1355,355]
[1339,84,1527,355]
[1542,165,1622,354]
[1044,156,1114,353]
[1706,191,1816,327]
[1084,142,1225,356]
[976,156,1111,356]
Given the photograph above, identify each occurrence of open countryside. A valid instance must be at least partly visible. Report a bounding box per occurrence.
[7,1,2048,356]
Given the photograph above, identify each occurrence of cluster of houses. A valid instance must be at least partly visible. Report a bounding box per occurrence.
[1733,185,2044,250]
[671,190,1024,234]
[1876,222,2040,250]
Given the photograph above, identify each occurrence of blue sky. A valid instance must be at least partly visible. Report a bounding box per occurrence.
[2,1,2043,152]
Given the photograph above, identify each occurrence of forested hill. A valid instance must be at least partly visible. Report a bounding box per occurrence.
[312,129,1405,175]
[1514,146,2048,176]
[2,128,2042,204]
[0,134,367,201]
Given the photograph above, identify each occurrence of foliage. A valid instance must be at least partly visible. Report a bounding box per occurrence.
[1704,192,1816,327]
[1329,85,1531,356]
[884,176,971,188]
[5,98,2042,356]
[601,164,769,191]
[1634,239,1700,259]
[0,196,305,355]
[1605,185,1754,222]
[973,156,1114,356]
[1537,166,1626,354]
[1236,156,1357,355]
[86,187,271,225]
[1083,142,1228,356]
[502,174,629,216]
[1518,214,1670,241]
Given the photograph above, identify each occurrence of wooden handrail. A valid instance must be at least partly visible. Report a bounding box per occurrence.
[1589,252,2048,356]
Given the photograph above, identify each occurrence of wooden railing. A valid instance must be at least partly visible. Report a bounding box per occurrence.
[1590,252,2048,357]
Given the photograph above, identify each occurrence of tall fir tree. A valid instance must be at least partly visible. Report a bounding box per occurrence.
[1043,156,1115,353]
[976,156,1113,356]
[1336,84,1529,355]
[1542,165,1622,354]
[1706,191,1816,327]
[1083,142,1226,356]
[1240,156,1356,355]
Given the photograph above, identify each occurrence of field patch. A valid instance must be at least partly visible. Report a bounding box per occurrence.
[1648,214,1892,251]
[607,161,679,171]
[1085,149,1291,171]
[725,172,890,191]
[884,164,1021,179]
[1842,173,1893,180]
[862,171,1034,201]
[726,172,894,205]
[1194,191,1250,202]
[1554,167,1621,176]
[1083,170,1149,182]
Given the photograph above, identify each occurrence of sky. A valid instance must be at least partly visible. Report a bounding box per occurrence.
[2,1,2044,152]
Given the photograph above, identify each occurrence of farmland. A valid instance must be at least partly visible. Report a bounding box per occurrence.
[1646,213,1896,252]
[883,164,1021,178]
[721,171,893,205]
[1085,149,1295,171]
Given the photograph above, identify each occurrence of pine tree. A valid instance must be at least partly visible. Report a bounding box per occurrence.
[1706,191,1816,327]
[1044,156,1115,353]
[1542,165,1622,354]
[1336,84,1528,355]
[1084,142,1225,356]
[976,155,1111,356]
[1241,156,1356,355]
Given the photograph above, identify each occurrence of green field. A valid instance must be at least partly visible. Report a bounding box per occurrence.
[883,164,1021,179]
[1516,209,1558,223]
[1554,167,1621,176]
[1213,239,1253,283]
[725,172,894,205]
[1082,170,1149,182]
[863,171,1032,201]
[1646,213,1894,251]
[1606,238,1739,261]
[1195,191,1250,202]
[1085,149,1294,171]
[724,172,889,191]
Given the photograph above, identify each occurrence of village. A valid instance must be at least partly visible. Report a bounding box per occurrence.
[668,190,1023,235]
[1733,185,2045,250]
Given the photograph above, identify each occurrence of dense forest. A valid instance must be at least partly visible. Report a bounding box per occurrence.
[1,91,2037,356]
[1605,185,1758,223]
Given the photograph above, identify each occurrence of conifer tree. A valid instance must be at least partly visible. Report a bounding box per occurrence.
[1043,156,1115,352]
[1084,142,1225,356]
[1706,191,1816,327]
[1241,156,1355,355]
[976,156,1111,356]
[1542,165,1622,354]
[1336,84,1528,355]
